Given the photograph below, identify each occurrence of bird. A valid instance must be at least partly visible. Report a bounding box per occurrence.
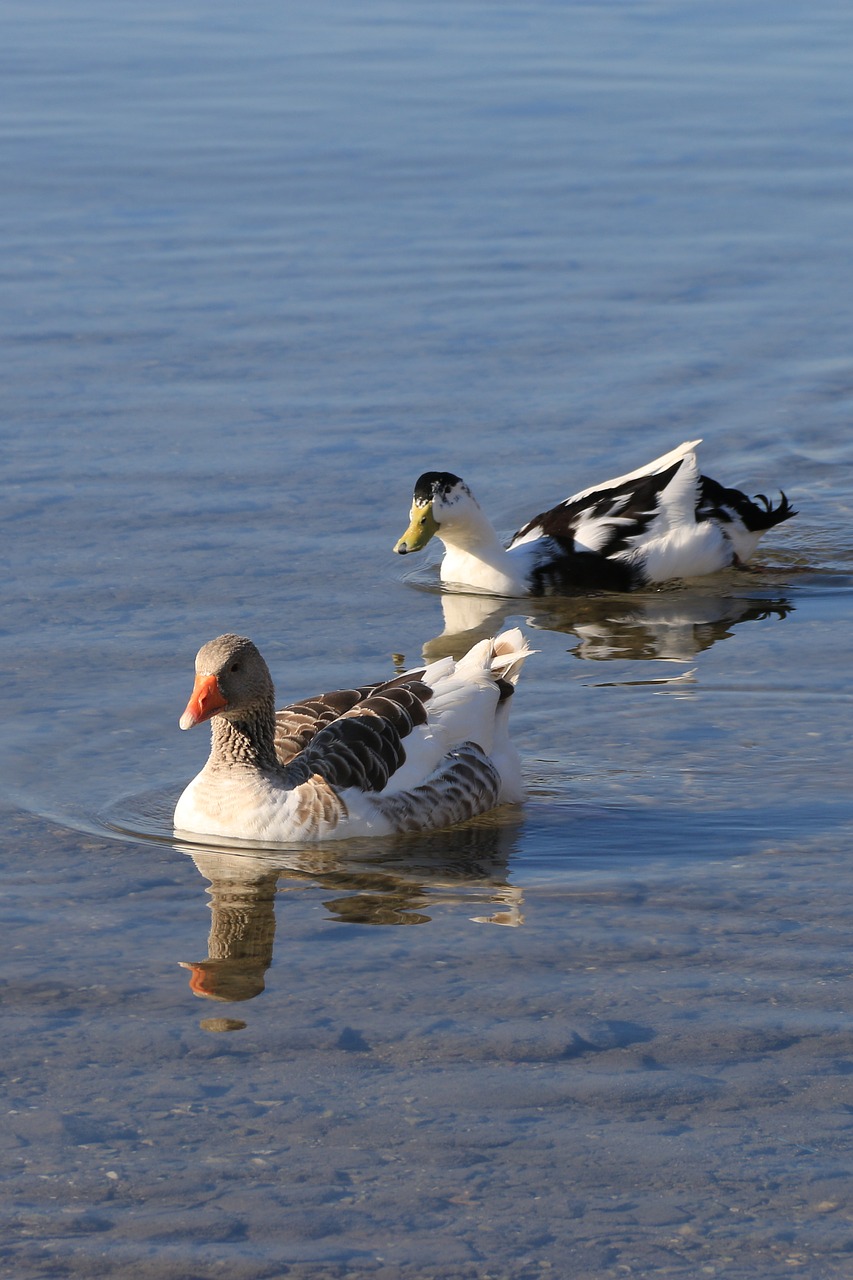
[174,630,532,843]
[393,439,795,597]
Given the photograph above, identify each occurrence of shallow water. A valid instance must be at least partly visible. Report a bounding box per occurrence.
[4,1,853,1277]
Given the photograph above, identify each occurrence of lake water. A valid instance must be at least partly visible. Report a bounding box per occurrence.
[3,2,853,1276]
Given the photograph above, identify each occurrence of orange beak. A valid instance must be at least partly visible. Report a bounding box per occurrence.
[179,672,228,730]
[179,961,220,998]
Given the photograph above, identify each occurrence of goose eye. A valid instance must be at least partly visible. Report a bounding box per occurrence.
[230,662,240,673]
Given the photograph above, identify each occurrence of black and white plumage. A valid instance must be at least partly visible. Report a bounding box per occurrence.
[174,631,532,843]
[394,440,796,597]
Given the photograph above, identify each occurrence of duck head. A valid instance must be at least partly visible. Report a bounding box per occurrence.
[394,472,476,554]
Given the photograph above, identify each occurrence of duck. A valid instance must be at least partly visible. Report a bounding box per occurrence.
[174,630,532,843]
[394,439,796,596]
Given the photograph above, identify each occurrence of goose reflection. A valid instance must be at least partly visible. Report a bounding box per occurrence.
[418,585,793,664]
[177,812,524,1005]
[179,852,278,1002]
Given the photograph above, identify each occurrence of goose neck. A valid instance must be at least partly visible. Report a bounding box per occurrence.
[210,703,279,770]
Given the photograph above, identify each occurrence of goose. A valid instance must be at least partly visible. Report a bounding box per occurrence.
[174,630,531,843]
[394,439,795,596]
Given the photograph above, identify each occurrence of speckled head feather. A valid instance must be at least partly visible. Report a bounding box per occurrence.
[412,472,467,506]
[395,474,476,555]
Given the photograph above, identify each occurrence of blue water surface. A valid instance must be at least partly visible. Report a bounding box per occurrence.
[3,2,853,1277]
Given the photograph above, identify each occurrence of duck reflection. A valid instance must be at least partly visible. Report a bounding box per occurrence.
[569,593,793,662]
[177,812,524,1004]
[419,585,793,664]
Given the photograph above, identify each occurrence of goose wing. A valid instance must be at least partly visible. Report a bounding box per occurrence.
[275,689,368,763]
[375,741,502,833]
[274,669,430,764]
[279,677,433,794]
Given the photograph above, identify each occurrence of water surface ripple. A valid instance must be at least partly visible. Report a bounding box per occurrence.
[3,2,853,1277]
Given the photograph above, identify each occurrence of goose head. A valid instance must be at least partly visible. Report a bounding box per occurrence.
[394,472,480,554]
[179,634,274,731]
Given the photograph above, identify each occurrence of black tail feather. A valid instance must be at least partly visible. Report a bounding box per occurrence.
[750,490,797,529]
[698,476,797,531]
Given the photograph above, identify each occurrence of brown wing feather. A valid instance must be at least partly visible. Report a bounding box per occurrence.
[280,679,433,793]
[376,743,502,832]
[275,691,365,763]
[274,672,430,765]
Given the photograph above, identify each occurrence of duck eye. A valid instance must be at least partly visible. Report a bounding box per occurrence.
[230,662,241,673]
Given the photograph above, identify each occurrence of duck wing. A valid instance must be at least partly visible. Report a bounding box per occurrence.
[510,458,687,560]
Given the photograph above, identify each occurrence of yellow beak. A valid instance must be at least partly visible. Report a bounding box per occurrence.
[394,502,439,554]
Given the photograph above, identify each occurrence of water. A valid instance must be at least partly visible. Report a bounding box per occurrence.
[3,1,853,1276]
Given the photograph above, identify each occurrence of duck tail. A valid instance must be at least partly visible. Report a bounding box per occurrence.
[746,490,797,531]
[699,476,797,533]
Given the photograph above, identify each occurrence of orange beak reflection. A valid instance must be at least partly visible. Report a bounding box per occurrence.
[179,672,228,730]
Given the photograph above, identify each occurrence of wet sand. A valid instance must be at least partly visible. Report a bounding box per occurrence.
[3,807,853,1279]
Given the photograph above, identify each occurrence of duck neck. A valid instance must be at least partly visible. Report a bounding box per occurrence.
[209,701,279,771]
[439,513,522,593]
[441,506,507,561]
